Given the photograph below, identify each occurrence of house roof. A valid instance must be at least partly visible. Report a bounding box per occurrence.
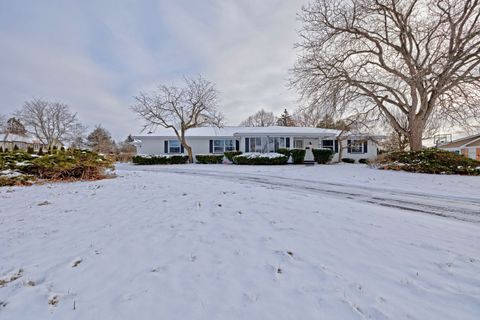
[438,134,480,149]
[0,133,41,144]
[134,126,343,138]
[466,139,480,147]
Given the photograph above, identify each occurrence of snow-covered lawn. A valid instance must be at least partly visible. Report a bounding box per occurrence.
[1,163,479,319]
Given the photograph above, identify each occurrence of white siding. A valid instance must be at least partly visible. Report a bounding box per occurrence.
[331,140,378,162]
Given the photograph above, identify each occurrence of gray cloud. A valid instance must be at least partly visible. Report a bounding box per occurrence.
[0,0,307,139]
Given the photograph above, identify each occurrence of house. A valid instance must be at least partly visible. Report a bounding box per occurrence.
[133,126,383,162]
[0,132,44,152]
[438,134,480,160]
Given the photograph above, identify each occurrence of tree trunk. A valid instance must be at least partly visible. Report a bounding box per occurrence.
[184,144,194,163]
[408,120,424,151]
[337,138,343,163]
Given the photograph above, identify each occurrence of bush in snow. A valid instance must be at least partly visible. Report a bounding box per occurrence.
[195,154,224,164]
[290,149,306,164]
[0,149,114,185]
[276,148,291,158]
[312,149,334,164]
[232,152,288,165]
[132,154,189,165]
[341,158,356,164]
[223,151,242,162]
[359,158,369,164]
[373,148,480,175]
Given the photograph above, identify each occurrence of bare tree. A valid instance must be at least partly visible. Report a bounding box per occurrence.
[132,76,223,162]
[16,98,81,148]
[66,122,88,149]
[4,117,27,135]
[240,109,276,127]
[292,103,335,127]
[0,115,6,133]
[292,0,480,151]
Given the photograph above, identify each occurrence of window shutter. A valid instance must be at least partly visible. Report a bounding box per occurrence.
[363,141,368,154]
[286,137,290,148]
[164,140,168,154]
[235,140,240,151]
[245,138,250,152]
[347,140,352,153]
[209,140,213,153]
[180,143,184,154]
[334,140,339,153]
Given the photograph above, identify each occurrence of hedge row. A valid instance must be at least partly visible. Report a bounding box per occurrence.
[374,148,480,175]
[132,155,189,165]
[196,154,224,164]
[233,153,288,165]
[290,149,306,164]
[224,151,242,162]
[312,149,334,164]
[341,158,356,164]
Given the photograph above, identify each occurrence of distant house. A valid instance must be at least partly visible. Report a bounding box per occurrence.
[0,132,44,152]
[133,126,384,162]
[438,134,480,160]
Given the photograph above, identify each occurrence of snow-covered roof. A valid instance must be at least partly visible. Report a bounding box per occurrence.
[134,126,340,138]
[0,133,41,144]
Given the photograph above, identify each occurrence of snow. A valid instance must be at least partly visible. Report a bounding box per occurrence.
[0,133,39,144]
[235,152,287,159]
[134,126,341,138]
[0,169,23,178]
[136,154,185,158]
[1,163,479,319]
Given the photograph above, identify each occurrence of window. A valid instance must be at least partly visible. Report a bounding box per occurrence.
[168,140,181,153]
[349,140,364,154]
[213,139,235,153]
[322,140,334,151]
[247,137,288,153]
[225,140,234,151]
[274,137,285,151]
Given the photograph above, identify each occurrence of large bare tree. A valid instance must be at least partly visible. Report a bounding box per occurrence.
[292,0,480,150]
[16,98,81,148]
[240,109,276,127]
[132,76,223,162]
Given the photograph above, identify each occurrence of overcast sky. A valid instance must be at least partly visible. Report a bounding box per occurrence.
[0,0,307,140]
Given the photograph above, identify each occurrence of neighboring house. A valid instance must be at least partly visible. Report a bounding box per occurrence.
[0,132,45,151]
[133,126,383,162]
[438,134,480,160]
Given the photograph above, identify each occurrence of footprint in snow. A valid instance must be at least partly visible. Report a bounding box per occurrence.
[71,258,83,268]
[38,200,51,206]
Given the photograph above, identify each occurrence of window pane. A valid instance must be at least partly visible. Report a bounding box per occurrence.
[169,140,180,153]
[322,140,334,150]
[350,140,363,153]
[225,140,234,151]
[214,140,224,147]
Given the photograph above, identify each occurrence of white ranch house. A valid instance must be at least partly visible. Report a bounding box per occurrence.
[0,133,44,152]
[133,126,382,162]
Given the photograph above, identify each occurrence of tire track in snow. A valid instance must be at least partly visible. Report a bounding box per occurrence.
[122,166,480,224]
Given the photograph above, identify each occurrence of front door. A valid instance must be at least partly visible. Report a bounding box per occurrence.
[294,139,304,149]
[468,148,476,160]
